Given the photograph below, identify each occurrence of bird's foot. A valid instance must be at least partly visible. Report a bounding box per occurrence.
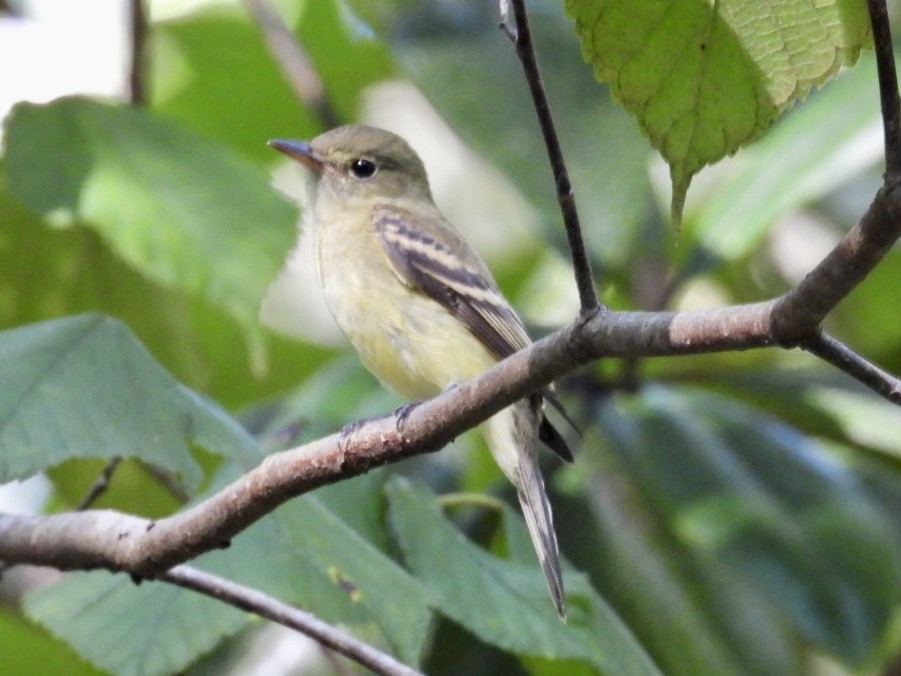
[338,417,374,453]
[393,401,424,444]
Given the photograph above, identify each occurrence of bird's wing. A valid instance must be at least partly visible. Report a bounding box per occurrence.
[373,204,530,359]
[373,204,574,464]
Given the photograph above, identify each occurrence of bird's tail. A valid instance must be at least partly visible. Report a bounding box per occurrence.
[483,403,566,620]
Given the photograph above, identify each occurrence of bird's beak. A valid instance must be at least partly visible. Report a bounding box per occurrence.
[268,139,325,174]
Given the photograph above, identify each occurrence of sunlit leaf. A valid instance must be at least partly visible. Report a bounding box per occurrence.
[3,97,297,331]
[565,0,871,225]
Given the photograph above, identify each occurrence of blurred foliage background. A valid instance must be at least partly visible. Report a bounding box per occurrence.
[0,0,900,674]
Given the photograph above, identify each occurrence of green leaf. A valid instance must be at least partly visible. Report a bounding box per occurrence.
[386,477,660,675]
[582,462,792,676]
[0,314,258,486]
[685,51,883,260]
[274,491,433,666]
[152,1,392,159]
[25,572,248,676]
[565,0,871,226]
[2,96,297,329]
[805,386,901,462]
[0,606,103,676]
[151,7,317,160]
[600,385,901,666]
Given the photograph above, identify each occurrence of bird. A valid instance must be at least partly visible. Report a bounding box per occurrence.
[269,124,573,618]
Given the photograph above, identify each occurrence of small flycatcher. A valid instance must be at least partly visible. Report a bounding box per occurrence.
[270,125,572,618]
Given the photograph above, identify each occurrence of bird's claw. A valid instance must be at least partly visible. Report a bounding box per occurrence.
[338,417,372,453]
[394,401,423,444]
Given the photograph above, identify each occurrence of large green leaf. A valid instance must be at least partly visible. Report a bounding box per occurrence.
[581,463,796,676]
[274,492,433,665]
[24,572,249,676]
[0,166,333,413]
[0,314,258,487]
[598,385,901,666]
[0,606,102,676]
[386,477,661,674]
[2,96,297,330]
[565,0,871,225]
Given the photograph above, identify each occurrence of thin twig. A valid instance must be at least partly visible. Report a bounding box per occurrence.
[161,565,422,676]
[242,0,341,128]
[867,0,901,174]
[801,332,901,404]
[128,0,147,105]
[76,457,122,511]
[500,0,599,313]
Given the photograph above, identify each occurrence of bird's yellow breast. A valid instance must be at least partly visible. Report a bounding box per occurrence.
[313,204,497,399]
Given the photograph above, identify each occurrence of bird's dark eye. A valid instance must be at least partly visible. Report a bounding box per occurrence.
[350,158,377,179]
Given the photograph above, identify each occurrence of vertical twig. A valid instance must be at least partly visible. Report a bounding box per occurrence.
[242,0,341,128]
[867,0,901,174]
[129,0,147,105]
[500,0,599,313]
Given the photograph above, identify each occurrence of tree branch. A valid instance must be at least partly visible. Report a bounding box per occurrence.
[500,0,598,313]
[868,0,901,174]
[0,260,898,570]
[242,0,341,128]
[771,179,901,341]
[0,300,803,575]
[161,565,422,676]
[800,332,901,404]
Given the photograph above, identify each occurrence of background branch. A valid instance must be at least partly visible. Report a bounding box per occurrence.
[162,565,422,676]
[242,0,341,128]
[128,0,147,105]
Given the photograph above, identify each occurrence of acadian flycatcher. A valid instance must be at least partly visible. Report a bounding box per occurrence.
[270,125,572,618]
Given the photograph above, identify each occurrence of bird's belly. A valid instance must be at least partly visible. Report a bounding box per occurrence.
[321,263,496,400]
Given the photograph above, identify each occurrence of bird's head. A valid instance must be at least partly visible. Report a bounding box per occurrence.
[269,124,433,207]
